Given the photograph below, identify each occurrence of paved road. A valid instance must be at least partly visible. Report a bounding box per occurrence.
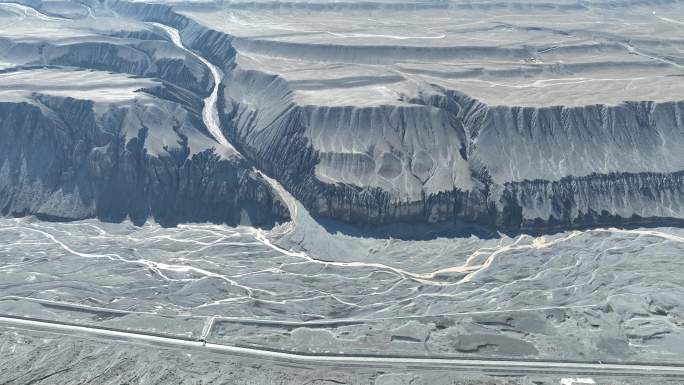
[1,315,683,378]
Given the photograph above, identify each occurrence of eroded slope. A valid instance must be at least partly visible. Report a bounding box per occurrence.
[0,1,288,227]
[2,0,683,231]
[170,0,684,230]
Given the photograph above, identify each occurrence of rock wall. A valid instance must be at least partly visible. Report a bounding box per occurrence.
[0,92,288,227]
[2,0,682,232]
[118,0,681,231]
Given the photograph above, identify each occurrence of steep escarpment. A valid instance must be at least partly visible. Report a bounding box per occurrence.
[468,99,684,183]
[111,1,239,68]
[0,1,291,227]
[0,37,214,96]
[411,91,684,230]
[0,91,288,227]
[218,60,684,229]
[3,0,682,232]
[498,172,684,229]
[113,0,684,231]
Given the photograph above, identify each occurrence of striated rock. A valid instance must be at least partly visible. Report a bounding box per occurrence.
[0,75,288,227]
[2,0,684,232]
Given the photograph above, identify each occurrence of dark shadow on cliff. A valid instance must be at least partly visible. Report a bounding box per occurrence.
[19,212,282,230]
[508,216,684,238]
[311,212,684,241]
[12,211,684,244]
[313,214,501,241]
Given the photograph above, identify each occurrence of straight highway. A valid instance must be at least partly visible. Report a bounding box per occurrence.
[1,315,683,378]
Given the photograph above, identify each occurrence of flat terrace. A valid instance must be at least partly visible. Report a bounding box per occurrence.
[179,1,684,107]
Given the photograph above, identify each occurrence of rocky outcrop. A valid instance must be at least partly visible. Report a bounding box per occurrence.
[0,1,290,227]
[0,87,288,227]
[114,0,684,232]
[216,65,684,230]
[10,39,214,96]
[2,0,682,232]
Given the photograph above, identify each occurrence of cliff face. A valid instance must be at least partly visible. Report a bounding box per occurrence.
[498,172,684,229]
[1,0,683,232]
[0,37,214,97]
[0,0,292,228]
[111,0,684,231]
[439,91,684,230]
[214,62,684,230]
[0,91,288,227]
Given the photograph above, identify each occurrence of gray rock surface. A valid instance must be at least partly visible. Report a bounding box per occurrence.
[0,2,288,227]
[121,0,684,231]
[1,1,684,383]
[1,0,683,231]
